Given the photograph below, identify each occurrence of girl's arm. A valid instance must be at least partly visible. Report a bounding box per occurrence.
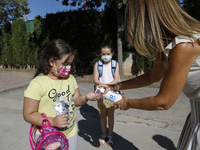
[115,42,200,110]
[93,62,102,85]
[108,62,120,85]
[23,97,69,128]
[74,88,101,107]
[23,97,43,126]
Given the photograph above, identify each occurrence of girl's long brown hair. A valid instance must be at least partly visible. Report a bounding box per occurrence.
[125,0,200,63]
[33,39,75,78]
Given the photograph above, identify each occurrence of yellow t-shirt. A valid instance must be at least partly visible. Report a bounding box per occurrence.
[24,74,78,138]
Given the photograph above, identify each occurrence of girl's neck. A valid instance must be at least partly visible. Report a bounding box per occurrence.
[103,60,111,65]
[47,72,63,80]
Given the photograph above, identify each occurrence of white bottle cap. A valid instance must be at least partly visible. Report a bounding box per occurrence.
[99,87,105,93]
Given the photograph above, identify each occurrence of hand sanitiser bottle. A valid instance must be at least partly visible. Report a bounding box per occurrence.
[95,87,122,102]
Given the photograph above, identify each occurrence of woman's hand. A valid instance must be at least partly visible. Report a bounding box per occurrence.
[52,114,70,128]
[114,93,130,110]
[97,83,120,93]
[85,92,101,101]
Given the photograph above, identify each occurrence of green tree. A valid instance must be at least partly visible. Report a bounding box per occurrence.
[11,18,29,68]
[134,51,145,75]
[101,8,117,51]
[2,33,12,67]
[27,15,44,68]
[0,0,30,25]
[176,0,180,5]
[133,51,154,75]
[56,0,128,77]
[27,33,38,68]
[33,16,43,44]
[41,10,102,74]
[144,55,154,72]
[65,10,102,73]
[182,0,200,21]
[1,22,12,67]
[0,30,2,57]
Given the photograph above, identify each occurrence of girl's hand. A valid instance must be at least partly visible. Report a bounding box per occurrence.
[85,92,101,101]
[114,93,130,110]
[52,114,70,128]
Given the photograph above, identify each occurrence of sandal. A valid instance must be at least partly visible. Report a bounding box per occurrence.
[99,135,107,145]
[107,136,114,146]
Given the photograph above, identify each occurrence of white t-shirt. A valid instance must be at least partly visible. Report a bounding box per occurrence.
[99,61,114,84]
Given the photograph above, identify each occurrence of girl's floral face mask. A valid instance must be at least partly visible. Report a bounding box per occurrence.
[54,63,71,78]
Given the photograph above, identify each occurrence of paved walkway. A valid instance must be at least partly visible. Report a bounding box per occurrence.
[0,74,32,93]
[0,71,191,150]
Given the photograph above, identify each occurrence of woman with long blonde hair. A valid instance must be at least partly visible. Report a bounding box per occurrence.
[99,0,200,149]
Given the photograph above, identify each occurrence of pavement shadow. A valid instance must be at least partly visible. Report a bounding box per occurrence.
[152,134,176,150]
[78,103,138,150]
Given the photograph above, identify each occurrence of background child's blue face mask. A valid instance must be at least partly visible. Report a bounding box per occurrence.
[101,55,112,62]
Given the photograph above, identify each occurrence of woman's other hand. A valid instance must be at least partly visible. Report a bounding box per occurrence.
[114,93,130,110]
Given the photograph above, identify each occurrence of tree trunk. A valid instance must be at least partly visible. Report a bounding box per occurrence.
[116,10,124,78]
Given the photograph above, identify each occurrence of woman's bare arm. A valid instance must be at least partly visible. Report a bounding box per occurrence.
[118,61,166,90]
[116,42,200,110]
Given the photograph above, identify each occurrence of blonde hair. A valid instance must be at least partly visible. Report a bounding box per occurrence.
[125,0,200,63]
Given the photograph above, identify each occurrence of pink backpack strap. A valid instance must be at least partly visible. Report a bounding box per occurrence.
[29,124,36,150]
[29,113,47,150]
[41,113,51,129]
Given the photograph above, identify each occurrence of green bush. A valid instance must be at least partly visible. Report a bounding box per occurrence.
[1,22,12,67]
[0,9,129,73]
[11,18,29,68]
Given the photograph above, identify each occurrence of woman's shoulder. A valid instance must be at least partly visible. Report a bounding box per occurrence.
[167,40,200,65]
[164,34,200,68]
[165,33,200,50]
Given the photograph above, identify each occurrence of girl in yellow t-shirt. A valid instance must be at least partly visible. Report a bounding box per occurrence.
[23,39,101,150]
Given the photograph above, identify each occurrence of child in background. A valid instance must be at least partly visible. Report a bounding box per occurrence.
[93,43,120,146]
[23,39,101,150]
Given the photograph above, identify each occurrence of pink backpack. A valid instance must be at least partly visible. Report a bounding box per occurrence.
[29,113,69,150]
